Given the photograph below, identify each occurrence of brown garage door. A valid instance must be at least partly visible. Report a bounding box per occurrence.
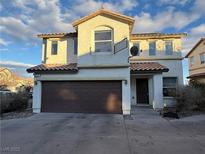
[41,81,122,114]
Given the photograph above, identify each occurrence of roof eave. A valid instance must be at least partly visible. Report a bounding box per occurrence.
[27,69,78,74]
[37,34,66,38]
[130,33,187,40]
[131,68,169,73]
[187,73,205,78]
[26,63,78,73]
[37,33,77,39]
[72,9,135,28]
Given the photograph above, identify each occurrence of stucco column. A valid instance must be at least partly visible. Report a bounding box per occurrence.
[32,80,42,113]
[122,80,131,115]
[152,74,163,110]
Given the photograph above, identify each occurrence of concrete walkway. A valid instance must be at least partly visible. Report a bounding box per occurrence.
[1,107,205,154]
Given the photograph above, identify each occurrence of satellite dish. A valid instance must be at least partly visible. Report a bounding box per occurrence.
[130,46,139,56]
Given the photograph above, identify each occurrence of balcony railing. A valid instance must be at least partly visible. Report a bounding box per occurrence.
[130,50,182,60]
[114,38,128,54]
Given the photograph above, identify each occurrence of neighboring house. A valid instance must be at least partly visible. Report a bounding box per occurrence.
[0,67,33,92]
[27,9,186,114]
[185,38,205,83]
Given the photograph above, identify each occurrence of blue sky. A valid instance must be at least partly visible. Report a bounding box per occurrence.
[0,0,205,82]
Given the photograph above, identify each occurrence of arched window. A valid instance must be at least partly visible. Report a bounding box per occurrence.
[94,26,113,52]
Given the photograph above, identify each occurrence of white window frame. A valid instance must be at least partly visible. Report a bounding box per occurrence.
[51,41,58,55]
[163,77,178,98]
[190,56,194,66]
[149,41,156,56]
[165,40,173,55]
[94,30,113,53]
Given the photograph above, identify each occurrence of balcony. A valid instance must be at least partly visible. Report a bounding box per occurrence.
[78,38,130,67]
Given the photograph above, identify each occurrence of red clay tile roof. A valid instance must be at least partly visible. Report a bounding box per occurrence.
[130,62,169,72]
[130,33,187,40]
[72,8,135,27]
[37,32,77,38]
[27,63,78,73]
[27,62,168,73]
[187,72,205,78]
[131,32,187,37]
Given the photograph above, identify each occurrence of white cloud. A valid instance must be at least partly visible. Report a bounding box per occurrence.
[0,61,35,77]
[0,38,10,46]
[182,24,205,55]
[193,0,205,15]
[159,0,190,6]
[133,9,199,32]
[191,24,205,35]
[71,0,138,16]
[0,0,139,44]
[0,17,35,41]
[0,61,35,67]
[182,36,200,56]
[0,0,74,43]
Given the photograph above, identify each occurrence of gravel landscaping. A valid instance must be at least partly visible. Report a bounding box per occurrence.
[0,110,34,120]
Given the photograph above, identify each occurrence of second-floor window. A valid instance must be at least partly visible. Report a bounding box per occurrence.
[95,30,112,52]
[149,42,156,56]
[51,41,58,55]
[200,53,205,64]
[165,41,173,55]
[190,56,194,66]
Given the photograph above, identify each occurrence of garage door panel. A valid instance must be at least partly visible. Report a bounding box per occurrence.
[41,81,122,113]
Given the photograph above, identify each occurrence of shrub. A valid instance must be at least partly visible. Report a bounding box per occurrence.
[0,88,31,114]
[190,81,205,111]
[175,82,205,113]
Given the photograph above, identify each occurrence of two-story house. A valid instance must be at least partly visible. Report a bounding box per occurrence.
[27,9,186,114]
[185,38,205,83]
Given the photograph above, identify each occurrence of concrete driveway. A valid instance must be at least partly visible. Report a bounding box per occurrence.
[1,107,205,154]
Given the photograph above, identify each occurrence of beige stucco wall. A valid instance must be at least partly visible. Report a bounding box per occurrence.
[190,67,205,75]
[188,40,205,75]
[42,38,68,64]
[77,14,130,57]
[42,37,78,64]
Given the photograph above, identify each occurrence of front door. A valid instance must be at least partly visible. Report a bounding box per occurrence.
[136,79,149,104]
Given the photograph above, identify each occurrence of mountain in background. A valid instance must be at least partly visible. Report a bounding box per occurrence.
[0,67,33,92]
